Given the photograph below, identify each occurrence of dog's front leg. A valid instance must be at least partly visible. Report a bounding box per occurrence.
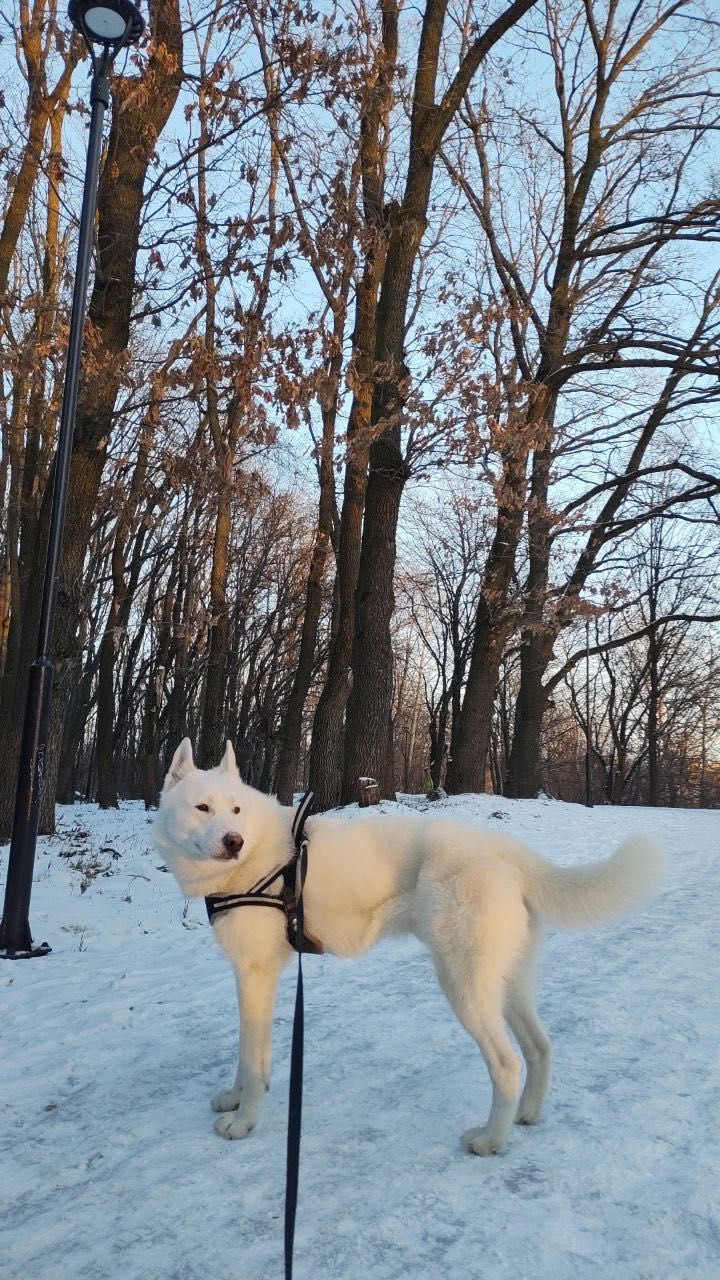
[214,960,282,1140]
[211,968,252,1114]
[210,968,246,1116]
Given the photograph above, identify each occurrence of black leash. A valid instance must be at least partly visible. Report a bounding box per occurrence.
[284,790,314,1280]
[203,791,316,1277]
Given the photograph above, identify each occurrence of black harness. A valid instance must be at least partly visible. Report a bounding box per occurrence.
[204,791,323,955]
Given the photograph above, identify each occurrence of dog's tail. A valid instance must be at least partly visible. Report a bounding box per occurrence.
[518,835,665,929]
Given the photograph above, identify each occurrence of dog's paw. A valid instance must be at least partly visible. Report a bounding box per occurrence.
[211,1087,242,1113]
[461,1126,506,1157]
[514,1102,541,1126]
[214,1112,256,1140]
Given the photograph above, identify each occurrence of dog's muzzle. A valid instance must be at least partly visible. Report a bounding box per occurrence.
[216,832,244,860]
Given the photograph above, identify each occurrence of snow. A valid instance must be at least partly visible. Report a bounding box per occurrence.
[2,793,719,1279]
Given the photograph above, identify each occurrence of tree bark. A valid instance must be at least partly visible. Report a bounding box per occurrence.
[342,425,409,801]
[503,635,552,798]
[445,428,531,793]
[164,504,195,767]
[198,464,233,770]
[646,533,660,806]
[275,358,341,804]
[143,575,175,808]
[96,434,153,806]
[307,426,369,810]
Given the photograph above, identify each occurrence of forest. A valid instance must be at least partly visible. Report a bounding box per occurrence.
[1,0,719,834]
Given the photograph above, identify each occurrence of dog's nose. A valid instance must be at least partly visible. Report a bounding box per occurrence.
[222,832,244,855]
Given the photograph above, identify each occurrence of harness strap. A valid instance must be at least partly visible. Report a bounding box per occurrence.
[280,851,323,956]
[291,789,314,845]
[204,891,285,923]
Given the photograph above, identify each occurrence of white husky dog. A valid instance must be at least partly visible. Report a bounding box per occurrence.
[154,738,664,1156]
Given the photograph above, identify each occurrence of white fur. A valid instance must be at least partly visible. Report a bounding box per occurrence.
[153,739,665,1156]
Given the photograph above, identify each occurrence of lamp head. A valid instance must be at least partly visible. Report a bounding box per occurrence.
[68,0,145,49]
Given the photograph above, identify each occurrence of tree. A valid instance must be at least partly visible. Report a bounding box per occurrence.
[0,1,78,310]
[306,0,400,811]
[441,0,720,794]
[401,487,487,787]
[557,516,720,805]
[0,0,184,834]
[341,0,539,802]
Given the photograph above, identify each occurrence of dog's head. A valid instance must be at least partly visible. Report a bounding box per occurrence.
[153,738,287,896]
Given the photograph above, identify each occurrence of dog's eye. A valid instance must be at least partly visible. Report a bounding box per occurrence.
[232,806,240,815]
[195,804,210,813]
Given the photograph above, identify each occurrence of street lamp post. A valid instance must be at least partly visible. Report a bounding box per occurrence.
[0,0,145,958]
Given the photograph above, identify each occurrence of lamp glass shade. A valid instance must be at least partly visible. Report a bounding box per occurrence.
[84,6,127,39]
[68,0,145,46]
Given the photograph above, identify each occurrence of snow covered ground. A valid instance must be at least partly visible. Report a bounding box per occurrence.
[2,793,719,1280]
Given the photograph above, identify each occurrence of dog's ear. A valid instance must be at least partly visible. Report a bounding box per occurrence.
[218,740,237,774]
[163,738,196,791]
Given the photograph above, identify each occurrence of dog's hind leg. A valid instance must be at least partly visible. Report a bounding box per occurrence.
[505,925,551,1126]
[428,905,523,1156]
[214,959,282,1140]
[453,994,522,1156]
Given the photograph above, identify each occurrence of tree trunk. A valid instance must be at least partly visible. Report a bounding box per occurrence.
[275,363,339,804]
[341,197,426,801]
[164,511,194,767]
[143,577,175,808]
[504,633,552,797]
[307,430,368,810]
[56,660,95,804]
[505,436,554,798]
[445,433,530,793]
[96,620,120,808]
[96,440,152,807]
[647,564,660,807]
[198,469,232,770]
[342,427,409,801]
[0,566,10,679]
[445,597,507,794]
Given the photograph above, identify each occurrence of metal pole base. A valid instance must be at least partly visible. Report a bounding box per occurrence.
[0,941,52,959]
